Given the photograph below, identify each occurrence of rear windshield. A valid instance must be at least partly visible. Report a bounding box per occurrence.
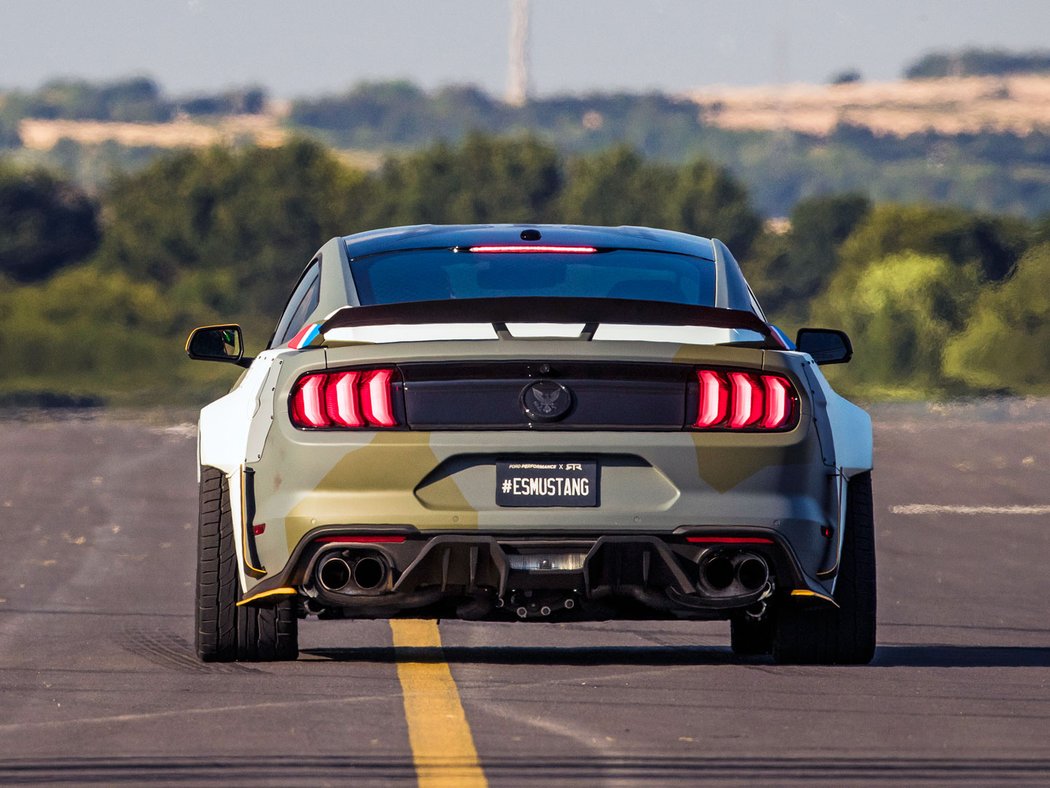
[348,248,717,306]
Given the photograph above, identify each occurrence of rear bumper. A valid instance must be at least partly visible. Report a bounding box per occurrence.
[242,526,835,621]
[248,424,838,574]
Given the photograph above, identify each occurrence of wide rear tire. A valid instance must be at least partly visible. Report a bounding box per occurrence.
[730,612,774,656]
[195,467,298,662]
[772,471,877,665]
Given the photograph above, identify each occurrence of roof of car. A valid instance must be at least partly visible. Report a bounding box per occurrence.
[341,224,718,261]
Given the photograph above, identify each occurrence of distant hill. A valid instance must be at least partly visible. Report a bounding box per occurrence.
[905,48,1050,79]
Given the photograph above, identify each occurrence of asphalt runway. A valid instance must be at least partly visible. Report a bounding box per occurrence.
[1,402,1049,785]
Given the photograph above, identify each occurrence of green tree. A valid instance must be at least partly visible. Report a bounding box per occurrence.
[838,202,1028,282]
[0,264,187,400]
[96,139,369,315]
[560,147,672,228]
[811,251,981,394]
[365,133,562,226]
[905,48,1050,79]
[0,164,100,282]
[943,243,1050,392]
[747,193,871,313]
[560,146,761,256]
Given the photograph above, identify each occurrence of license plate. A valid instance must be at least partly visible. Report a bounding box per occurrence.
[496,461,598,507]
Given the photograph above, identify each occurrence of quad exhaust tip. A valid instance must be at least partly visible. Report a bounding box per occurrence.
[699,551,770,593]
[317,552,390,593]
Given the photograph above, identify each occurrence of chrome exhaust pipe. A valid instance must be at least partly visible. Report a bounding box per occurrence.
[317,555,352,592]
[736,555,770,591]
[352,555,389,591]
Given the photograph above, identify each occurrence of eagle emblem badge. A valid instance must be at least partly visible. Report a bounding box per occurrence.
[520,380,573,422]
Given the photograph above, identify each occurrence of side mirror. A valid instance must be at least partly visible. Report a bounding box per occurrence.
[185,324,251,368]
[796,328,853,365]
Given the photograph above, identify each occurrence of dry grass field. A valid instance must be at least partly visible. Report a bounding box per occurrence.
[687,74,1050,137]
[18,112,288,151]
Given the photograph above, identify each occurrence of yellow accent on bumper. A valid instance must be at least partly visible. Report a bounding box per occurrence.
[236,587,297,607]
[791,588,839,607]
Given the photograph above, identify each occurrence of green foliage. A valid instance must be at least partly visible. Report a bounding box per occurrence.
[8,75,1050,219]
[0,265,232,403]
[943,244,1050,392]
[96,138,369,315]
[748,194,871,313]
[1,77,268,124]
[363,133,562,226]
[0,163,100,281]
[7,77,174,123]
[4,128,1050,404]
[178,87,267,117]
[560,147,761,257]
[288,83,700,157]
[838,202,1028,282]
[812,252,981,396]
[560,147,673,228]
[905,48,1050,79]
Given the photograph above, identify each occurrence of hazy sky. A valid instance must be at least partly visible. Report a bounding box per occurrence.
[2,0,1049,98]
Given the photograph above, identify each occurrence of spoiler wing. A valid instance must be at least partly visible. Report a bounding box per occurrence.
[316,297,781,347]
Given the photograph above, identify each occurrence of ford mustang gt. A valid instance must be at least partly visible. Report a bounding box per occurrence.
[186,225,875,664]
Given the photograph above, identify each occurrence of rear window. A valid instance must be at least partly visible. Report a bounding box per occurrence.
[348,248,716,307]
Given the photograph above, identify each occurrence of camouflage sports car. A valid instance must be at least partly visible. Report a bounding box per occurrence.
[187,224,875,664]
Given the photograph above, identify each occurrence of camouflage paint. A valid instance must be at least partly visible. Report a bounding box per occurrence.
[236,337,847,597]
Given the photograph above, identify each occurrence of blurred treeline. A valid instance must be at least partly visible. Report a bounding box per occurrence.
[6,76,1050,219]
[0,76,266,126]
[1,133,1049,406]
[905,48,1050,79]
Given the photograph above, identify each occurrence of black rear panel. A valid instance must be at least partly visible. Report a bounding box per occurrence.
[399,361,692,430]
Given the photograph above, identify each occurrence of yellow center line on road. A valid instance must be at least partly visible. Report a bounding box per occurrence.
[390,619,487,788]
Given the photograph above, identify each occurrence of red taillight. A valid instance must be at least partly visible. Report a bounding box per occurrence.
[728,371,763,429]
[695,369,729,428]
[325,371,365,428]
[692,369,797,431]
[361,369,397,428]
[290,368,400,430]
[289,374,330,429]
[761,375,791,430]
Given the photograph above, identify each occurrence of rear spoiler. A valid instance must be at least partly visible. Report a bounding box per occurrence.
[297,297,783,349]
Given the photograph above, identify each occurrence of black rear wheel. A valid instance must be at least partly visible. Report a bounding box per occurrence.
[730,612,774,656]
[195,467,298,662]
[772,471,877,665]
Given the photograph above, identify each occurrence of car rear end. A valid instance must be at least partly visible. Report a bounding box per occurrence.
[242,333,840,622]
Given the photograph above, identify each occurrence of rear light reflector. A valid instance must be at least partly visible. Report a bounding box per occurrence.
[692,369,797,431]
[686,536,775,545]
[290,368,400,430]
